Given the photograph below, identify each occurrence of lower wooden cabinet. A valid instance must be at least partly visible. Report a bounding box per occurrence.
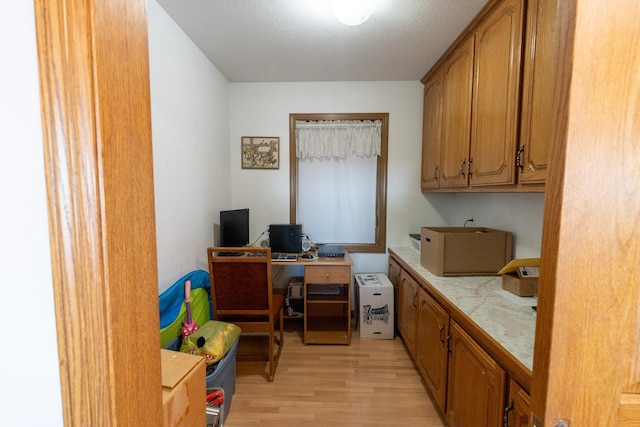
[397,270,419,357]
[388,257,402,334]
[446,321,506,427]
[416,287,449,411]
[506,379,531,427]
[390,256,530,426]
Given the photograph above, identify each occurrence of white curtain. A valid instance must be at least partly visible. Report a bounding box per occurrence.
[295,120,381,160]
[295,120,381,244]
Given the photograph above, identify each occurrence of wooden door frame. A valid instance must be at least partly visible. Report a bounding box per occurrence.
[288,112,389,254]
[33,0,640,425]
[34,0,163,425]
[531,0,640,424]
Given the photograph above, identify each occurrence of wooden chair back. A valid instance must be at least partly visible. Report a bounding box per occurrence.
[208,248,273,318]
[207,246,284,381]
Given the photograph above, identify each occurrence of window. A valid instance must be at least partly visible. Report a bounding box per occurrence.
[289,113,388,253]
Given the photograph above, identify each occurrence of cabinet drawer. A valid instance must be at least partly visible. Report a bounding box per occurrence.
[305,266,351,284]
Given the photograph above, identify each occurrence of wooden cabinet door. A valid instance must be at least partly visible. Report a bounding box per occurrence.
[421,68,443,190]
[397,271,418,357]
[469,0,524,187]
[440,36,474,188]
[387,257,401,334]
[446,321,506,427]
[387,257,401,287]
[518,0,557,184]
[416,288,450,411]
[506,379,531,427]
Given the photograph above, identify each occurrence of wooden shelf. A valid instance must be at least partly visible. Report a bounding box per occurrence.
[284,314,304,319]
[306,316,350,344]
[303,253,352,345]
[307,291,348,304]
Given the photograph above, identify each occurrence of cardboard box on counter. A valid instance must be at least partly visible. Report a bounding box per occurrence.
[161,349,206,427]
[502,273,538,296]
[420,227,513,276]
[498,258,540,297]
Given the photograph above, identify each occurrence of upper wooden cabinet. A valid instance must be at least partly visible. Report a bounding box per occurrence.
[420,69,443,191]
[440,37,475,188]
[518,0,558,184]
[469,0,524,186]
[421,0,550,192]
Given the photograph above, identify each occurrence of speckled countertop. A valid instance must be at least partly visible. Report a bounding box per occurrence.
[390,247,536,372]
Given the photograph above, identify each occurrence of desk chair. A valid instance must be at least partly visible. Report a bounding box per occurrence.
[207,247,284,381]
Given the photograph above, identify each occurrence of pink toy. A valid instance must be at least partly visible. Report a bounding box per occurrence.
[181,280,200,338]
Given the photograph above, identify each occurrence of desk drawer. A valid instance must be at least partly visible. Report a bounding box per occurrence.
[305,266,351,284]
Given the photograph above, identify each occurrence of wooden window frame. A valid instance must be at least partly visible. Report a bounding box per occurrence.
[289,113,388,253]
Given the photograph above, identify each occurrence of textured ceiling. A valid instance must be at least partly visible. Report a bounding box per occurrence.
[155,0,489,83]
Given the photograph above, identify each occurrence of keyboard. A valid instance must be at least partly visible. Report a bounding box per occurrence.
[247,252,266,258]
[217,252,245,257]
[271,253,298,262]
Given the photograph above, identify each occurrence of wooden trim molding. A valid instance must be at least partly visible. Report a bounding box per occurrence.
[34,0,163,425]
[289,113,388,253]
[532,0,640,424]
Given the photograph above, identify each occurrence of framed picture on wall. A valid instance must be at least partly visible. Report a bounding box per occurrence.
[241,136,280,169]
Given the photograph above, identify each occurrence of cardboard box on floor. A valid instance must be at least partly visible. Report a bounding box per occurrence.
[354,273,395,340]
[420,227,513,276]
[161,349,206,427]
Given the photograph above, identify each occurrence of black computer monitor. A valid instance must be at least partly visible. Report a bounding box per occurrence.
[219,208,249,247]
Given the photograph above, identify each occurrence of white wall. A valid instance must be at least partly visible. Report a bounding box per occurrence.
[229,81,447,274]
[148,0,232,292]
[151,1,547,285]
[228,82,545,275]
[436,192,545,258]
[0,2,63,426]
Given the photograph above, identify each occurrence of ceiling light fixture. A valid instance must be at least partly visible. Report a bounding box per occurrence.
[332,0,375,26]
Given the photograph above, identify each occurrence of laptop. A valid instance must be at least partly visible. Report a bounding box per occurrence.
[317,245,345,258]
[269,224,302,261]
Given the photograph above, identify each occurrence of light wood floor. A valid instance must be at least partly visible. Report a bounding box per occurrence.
[223,320,446,426]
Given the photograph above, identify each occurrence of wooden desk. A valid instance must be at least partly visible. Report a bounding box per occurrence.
[273,251,353,345]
